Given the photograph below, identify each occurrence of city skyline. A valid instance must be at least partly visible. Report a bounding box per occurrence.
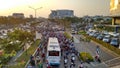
[0,0,110,18]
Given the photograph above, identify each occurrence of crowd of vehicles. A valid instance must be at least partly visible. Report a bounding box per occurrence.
[86,29,120,48]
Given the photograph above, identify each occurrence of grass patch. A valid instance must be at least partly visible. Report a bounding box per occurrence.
[8,40,40,68]
[63,32,72,39]
[78,30,86,34]
[84,34,120,55]
[79,52,94,62]
[8,62,25,68]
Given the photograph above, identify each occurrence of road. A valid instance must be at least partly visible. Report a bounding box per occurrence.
[27,33,120,68]
[74,34,120,67]
[42,34,94,68]
[43,35,120,68]
[42,34,110,68]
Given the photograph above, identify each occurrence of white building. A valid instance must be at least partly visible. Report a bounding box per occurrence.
[49,9,74,19]
[12,13,24,18]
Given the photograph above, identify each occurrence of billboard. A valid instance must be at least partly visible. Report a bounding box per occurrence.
[110,0,120,16]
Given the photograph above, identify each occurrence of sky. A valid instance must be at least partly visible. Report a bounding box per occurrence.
[0,0,110,18]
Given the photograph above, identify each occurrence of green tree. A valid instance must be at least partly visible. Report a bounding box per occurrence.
[2,29,34,53]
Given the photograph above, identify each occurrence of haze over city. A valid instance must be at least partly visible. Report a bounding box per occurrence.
[0,0,120,68]
[0,0,110,18]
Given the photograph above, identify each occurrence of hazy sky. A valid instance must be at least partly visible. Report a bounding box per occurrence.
[0,0,110,18]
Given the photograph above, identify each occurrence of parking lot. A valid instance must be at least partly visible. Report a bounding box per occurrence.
[86,29,120,49]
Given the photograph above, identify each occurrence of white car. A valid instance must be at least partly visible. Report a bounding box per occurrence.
[102,31,108,35]
[112,32,119,37]
[89,32,95,36]
[102,35,111,43]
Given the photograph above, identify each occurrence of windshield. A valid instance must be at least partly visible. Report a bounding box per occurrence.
[104,37,109,39]
[49,51,59,56]
[111,39,118,43]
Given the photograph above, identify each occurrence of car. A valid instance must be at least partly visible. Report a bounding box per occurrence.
[89,32,95,36]
[93,33,100,38]
[102,35,111,43]
[110,38,119,47]
[102,31,108,35]
[112,32,120,37]
[71,30,77,34]
[86,31,90,35]
[97,34,104,40]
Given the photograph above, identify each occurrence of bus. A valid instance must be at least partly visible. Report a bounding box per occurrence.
[46,37,61,66]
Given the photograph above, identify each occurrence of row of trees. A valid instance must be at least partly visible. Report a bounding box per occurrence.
[0,29,34,64]
[0,17,35,26]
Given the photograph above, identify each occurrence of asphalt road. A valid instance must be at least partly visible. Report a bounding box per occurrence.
[27,34,120,68]
[42,34,109,68]
[42,35,94,68]
[74,34,120,67]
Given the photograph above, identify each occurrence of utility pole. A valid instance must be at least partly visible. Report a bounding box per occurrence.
[29,6,42,18]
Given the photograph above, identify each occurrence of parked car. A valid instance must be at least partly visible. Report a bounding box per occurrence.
[102,35,111,43]
[71,30,77,34]
[102,31,108,35]
[110,38,119,47]
[112,32,120,37]
[89,32,95,37]
[93,33,99,38]
[86,31,90,35]
[97,34,104,40]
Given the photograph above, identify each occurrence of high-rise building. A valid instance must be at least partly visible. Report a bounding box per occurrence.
[110,0,120,25]
[49,9,74,19]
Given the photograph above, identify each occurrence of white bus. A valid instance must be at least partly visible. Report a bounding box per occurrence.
[46,37,61,66]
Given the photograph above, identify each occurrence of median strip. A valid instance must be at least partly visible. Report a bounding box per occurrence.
[8,40,40,68]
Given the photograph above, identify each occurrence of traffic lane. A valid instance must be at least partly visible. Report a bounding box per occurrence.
[74,35,119,62]
[42,51,93,68]
[42,54,81,68]
[74,36,107,68]
[86,40,119,62]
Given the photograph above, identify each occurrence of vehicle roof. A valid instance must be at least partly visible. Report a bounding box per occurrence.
[104,35,110,37]
[111,38,118,40]
[47,37,60,51]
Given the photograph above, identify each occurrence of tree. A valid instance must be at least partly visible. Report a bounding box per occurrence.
[3,29,34,53]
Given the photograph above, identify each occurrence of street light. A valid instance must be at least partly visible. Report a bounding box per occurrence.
[29,6,42,18]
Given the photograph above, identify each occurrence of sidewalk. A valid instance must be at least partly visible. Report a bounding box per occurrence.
[8,44,31,65]
[8,50,24,65]
[111,65,120,68]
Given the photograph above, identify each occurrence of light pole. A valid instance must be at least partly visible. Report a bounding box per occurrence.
[29,6,42,18]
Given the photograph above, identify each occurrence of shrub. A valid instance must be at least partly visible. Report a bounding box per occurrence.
[63,32,72,39]
[8,62,25,68]
[79,52,94,62]
[78,31,86,35]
